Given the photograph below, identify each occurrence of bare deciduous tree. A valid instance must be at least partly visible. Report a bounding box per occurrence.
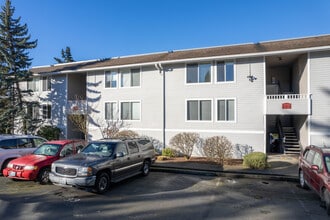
[169,132,200,159]
[203,136,233,165]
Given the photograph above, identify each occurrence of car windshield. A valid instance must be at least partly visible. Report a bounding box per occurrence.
[325,155,330,173]
[81,143,115,157]
[34,144,61,156]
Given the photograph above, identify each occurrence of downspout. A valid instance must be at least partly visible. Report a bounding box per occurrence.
[155,63,165,149]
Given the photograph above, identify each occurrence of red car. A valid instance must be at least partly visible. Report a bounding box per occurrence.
[298,145,330,215]
[3,140,85,184]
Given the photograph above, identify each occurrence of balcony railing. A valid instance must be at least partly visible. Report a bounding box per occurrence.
[67,100,87,114]
[266,94,311,115]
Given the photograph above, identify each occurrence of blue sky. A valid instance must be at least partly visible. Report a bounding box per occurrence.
[9,0,330,67]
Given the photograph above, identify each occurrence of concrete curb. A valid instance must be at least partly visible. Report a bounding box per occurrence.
[151,165,299,183]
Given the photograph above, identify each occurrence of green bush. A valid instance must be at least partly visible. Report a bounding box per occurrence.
[162,148,176,158]
[37,126,61,140]
[243,152,268,169]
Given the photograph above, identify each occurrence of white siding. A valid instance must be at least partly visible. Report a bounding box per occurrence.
[309,51,330,146]
[86,66,163,140]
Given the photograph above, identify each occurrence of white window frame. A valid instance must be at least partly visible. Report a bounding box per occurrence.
[119,100,141,121]
[41,103,52,119]
[27,77,40,92]
[186,98,213,122]
[27,103,40,120]
[185,63,212,85]
[104,101,118,121]
[105,70,118,89]
[42,76,51,91]
[120,68,141,88]
[216,98,236,122]
[216,60,236,84]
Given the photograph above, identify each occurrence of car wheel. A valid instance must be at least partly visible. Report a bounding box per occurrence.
[299,169,308,189]
[141,160,150,176]
[1,159,12,175]
[38,167,51,185]
[94,172,110,194]
[322,189,330,215]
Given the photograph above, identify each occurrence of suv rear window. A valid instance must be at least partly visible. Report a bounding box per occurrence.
[0,139,17,149]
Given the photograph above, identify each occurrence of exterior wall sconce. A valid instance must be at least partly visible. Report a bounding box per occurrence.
[247,64,257,82]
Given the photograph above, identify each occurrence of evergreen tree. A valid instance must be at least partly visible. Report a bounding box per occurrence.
[0,0,37,134]
[54,46,75,63]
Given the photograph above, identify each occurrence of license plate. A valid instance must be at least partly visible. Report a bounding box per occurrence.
[9,171,16,177]
[59,178,66,185]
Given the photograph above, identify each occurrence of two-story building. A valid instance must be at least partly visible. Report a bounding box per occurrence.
[26,34,330,157]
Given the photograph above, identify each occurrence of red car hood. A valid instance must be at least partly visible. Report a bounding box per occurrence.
[11,154,55,166]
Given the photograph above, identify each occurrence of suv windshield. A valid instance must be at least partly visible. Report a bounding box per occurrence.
[82,143,115,157]
[34,144,61,156]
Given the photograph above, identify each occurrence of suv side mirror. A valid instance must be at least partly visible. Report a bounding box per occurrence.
[116,152,125,158]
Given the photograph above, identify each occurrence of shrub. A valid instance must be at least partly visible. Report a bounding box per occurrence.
[203,136,233,166]
[243,152,268,169]
[37,126,61,140]
[113,130,139,138]
[169,132,200,159]
[162,148,177,157]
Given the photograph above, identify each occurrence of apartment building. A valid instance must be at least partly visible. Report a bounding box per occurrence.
[26,35,330,156]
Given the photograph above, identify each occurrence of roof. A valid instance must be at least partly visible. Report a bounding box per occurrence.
[0,134,44,140]
[45,139,83,145]
[31,34,330,74]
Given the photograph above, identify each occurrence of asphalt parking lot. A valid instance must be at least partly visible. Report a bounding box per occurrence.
[0,172,328,220]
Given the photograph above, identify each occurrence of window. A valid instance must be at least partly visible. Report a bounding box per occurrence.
[27,77,39,92]
[127,141,139,154]
[105,102,117,120]
[313,152,323,170]
[0,139,17,149]
[27,104,39,120]
[217,61,234,82]
[105,71,118,88]
[305,150,315,163]
[187,100,212,121]
[120,68,140,87]
[116,143,128,156]
[186,63,211,83]
[60,144,74,157]
[42,76,51,91]
[120,101,140,120]
[42,104,51,119]
[217,99,235,121]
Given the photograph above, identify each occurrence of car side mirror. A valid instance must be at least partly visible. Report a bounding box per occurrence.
[116,152,124,158]
[311,165,320,172]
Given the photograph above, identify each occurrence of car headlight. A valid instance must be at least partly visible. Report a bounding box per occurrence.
[24,165,38,170]
[51,163,55,172]
[77,167,93,176]
[7,163,13,169]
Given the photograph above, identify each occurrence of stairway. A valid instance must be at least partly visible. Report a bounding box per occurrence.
[282,127,301,154]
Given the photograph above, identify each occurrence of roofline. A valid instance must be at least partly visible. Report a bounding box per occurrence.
[257,33,330,44]
[31,59,99,69]
[40,45,330,74]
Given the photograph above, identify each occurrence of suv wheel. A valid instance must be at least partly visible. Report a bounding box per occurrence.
[95,172,110,194]
[299,169,308,189]
[141,160,150,176]
[38,167,51,184]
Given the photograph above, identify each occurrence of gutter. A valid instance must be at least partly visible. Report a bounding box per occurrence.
[155,63,166,149]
